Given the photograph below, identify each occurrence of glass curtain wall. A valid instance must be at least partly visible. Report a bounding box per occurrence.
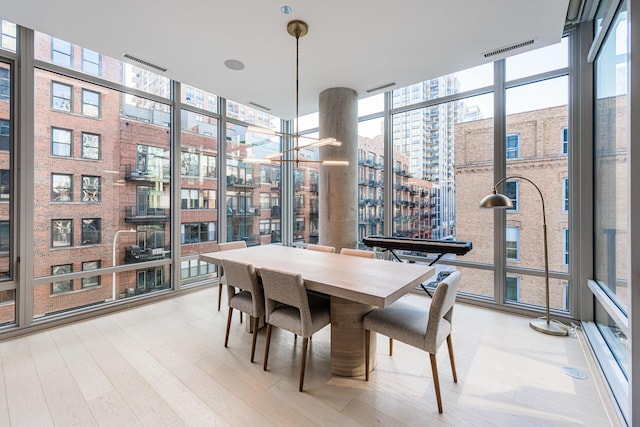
[225,105,281,246]
[0,58,14,324]
[590,1,629,421]
[33,31,173,315]
[504,38,570,311]
[179,105,218,285]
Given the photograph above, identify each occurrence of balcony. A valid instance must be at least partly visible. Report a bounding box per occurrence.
[124,206,170,222]
[125,164,170,183]
[226,206,260,217]
[124,245,170,263]
[226,175,259,189]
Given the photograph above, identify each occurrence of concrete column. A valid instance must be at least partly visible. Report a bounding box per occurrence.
[318,87,358,252]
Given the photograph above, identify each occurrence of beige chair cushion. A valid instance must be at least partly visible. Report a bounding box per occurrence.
[340,248,375,258]
[222,259,264,318]
[363,271,461,354]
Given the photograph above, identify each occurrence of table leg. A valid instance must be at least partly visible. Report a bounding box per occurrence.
[330,296,377,377]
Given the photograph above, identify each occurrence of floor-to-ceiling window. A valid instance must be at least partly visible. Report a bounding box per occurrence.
[588,0,629,422]
[0,26,14,324]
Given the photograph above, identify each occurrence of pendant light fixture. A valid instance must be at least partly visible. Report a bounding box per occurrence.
[247,20,349,167]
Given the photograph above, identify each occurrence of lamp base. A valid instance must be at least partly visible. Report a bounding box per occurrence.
[529,317,569,336]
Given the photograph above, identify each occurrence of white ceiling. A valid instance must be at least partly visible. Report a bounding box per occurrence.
[3,0,569,119]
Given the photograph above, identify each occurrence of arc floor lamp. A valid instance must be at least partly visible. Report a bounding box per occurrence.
[480,176,569,336]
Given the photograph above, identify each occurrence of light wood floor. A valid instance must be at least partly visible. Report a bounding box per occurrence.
[0,286,617,426]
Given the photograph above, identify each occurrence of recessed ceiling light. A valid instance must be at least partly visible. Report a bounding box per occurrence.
[224,59,245,71]
[281,5,292,14]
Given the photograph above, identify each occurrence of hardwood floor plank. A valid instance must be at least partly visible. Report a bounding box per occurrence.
[39,367,97,426]
[0,286,616,427]
[0,344,53,426]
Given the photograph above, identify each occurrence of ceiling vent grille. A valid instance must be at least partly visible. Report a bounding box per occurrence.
[366,82,396,93]
[249,101,271,111]
[121,52,167,73]
[483,39,535,58]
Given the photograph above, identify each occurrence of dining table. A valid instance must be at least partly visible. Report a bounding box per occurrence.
[200,244,435,377]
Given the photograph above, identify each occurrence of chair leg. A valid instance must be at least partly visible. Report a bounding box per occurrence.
[365,329,371,381]
[224,308,233,347]
[389,338,393,356]
[430,353,443,414]
[447,334,458,383]
[217,284,223,311]
[299,337,309,392]
[250,316,259,363]
[240,312,243,324]
[263,324,272,371]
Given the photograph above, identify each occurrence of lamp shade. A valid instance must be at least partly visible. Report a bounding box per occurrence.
[479,192,514,209]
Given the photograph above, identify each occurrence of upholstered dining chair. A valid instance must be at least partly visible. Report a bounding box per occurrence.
[216,241,247,312]
[260,266,331,392]
[363,271,462,413]
[339,247,375,259]
[306,243,336,253]
[221,259,265,363]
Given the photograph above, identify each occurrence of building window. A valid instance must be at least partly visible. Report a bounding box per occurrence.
[81,89,100,118]
[563,177,569,213]
[0,67,9,102]
[51,82,72,112]
[561,127,569,154]
[506,226,519,260]
[563,228,569,266]
[81,218,100,245]
[181,222,215,244]
[81,176,101,202]
[82,48,101,76]
[81,132,101,159]
[506,276,520,302]
[51,38,72,68]
[51,174,72,202]
[181,189,199,209]
[259,193,270,209]
[0,221,9,252]
[1,20,17,52]
[52,219,72,248]
[562,281,569,311]
[51,127,72,157]
[201,155,216,178]
[506,134,520,159]
[81,260,100,288]
[0,119,9,151]
[259,219,270,235]
[0,170,9,200]
[51,264,72,294]
[505,180,518,211]
[181,152,199,176]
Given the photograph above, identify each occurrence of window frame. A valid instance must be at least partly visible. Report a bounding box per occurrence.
[81,88,101,118]
[51,81,72,112]
[81,175,101,203]
[506,226,520,261]
[81,218,101,246]
[51,219,73,248]
[81,132,101,160]
[81,260,101,288]
[506,133,520,159]
[51,264,73,294]
[51,173,73,202]
[51,127,72,157]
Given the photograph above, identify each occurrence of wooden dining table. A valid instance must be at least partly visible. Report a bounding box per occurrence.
[200,244,435,377]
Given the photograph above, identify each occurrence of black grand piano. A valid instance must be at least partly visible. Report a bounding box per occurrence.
[363,235,473,296]
[362,235,472,266]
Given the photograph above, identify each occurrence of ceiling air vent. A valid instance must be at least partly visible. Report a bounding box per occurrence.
[249,101,271,111]
[483,39,535,58]
[366,82,396,93]
[122,52,167,73]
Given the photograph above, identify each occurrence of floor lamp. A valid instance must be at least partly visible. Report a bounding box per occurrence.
[480,176,568,336]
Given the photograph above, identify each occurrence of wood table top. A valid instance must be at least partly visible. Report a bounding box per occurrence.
[200,245,435,307]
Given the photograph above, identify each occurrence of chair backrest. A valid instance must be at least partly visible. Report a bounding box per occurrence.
[425,271,461,348]
[260,267,313,335]
[306,244,336,253]
[340,248,375,259]
[217,240,247,251]
[221,259,264,317]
